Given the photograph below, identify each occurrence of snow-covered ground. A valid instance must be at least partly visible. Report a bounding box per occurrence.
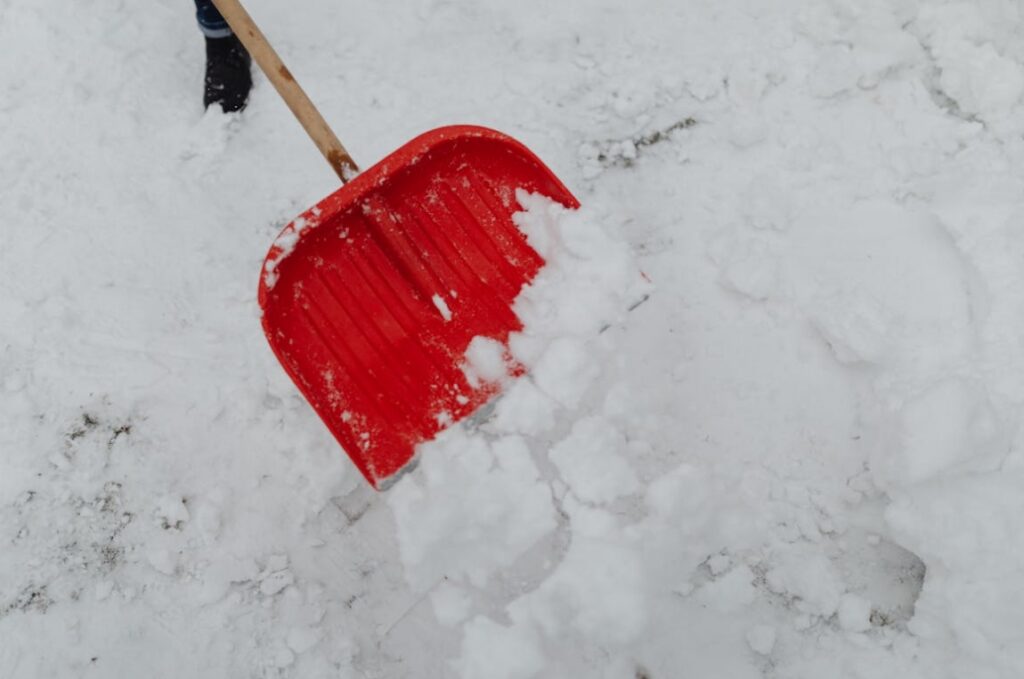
[4,0,1024,676]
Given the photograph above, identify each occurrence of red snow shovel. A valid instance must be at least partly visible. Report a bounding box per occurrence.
[213,0,578,489]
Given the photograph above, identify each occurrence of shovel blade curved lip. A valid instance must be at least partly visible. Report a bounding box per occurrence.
[258,125,578,488]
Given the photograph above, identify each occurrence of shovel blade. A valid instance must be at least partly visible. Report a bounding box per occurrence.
[258,126,578,488]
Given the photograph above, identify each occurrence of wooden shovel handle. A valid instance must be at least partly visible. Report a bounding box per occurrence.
[210,0,359,181]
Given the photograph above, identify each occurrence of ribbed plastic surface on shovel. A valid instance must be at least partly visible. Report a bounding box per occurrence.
[258,126,578,488]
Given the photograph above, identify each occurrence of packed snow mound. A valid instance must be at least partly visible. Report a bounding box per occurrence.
[389,194,650,594]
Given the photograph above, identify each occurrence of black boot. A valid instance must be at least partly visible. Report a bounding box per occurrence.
[204,34,252,113]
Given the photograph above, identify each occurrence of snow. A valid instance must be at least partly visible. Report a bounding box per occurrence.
[461,336,510,387]
[548,416,640,503]
[389,432,558,590]
[6,0,1024,677]
[838,593,874,633]
[431,293,453,322]
[746,625,777,656]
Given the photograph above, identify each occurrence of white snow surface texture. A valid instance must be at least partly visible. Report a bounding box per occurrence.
[4,0,1024,677]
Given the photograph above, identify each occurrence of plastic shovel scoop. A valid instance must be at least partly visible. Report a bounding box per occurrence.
[213,0,578,488]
